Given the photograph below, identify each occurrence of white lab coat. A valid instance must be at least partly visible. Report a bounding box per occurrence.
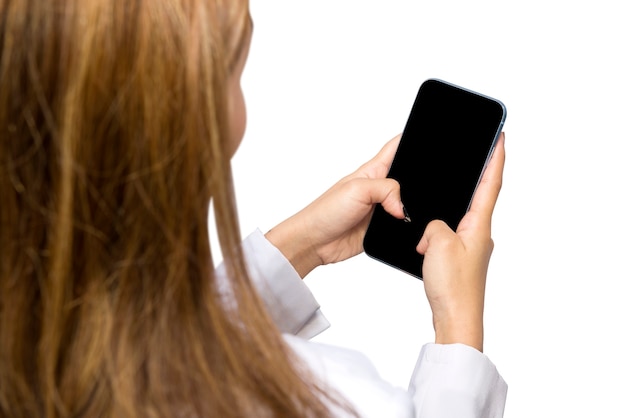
[218,229,507,417]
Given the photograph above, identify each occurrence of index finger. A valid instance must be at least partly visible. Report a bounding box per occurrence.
[360,134,401,179]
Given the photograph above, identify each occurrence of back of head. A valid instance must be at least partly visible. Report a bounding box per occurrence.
[0,1,347,417]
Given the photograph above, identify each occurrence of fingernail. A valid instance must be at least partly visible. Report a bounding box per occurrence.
[403,206,411,223]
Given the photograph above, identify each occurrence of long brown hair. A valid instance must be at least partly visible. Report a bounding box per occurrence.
[0,0,351,416]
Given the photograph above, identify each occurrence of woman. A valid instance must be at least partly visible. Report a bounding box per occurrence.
[0,0,506,417]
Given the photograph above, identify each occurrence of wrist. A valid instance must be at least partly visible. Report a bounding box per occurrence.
[265,218,321,279]
[433,314,484,352]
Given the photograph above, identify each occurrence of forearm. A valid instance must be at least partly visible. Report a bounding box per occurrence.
[216,229,329,337]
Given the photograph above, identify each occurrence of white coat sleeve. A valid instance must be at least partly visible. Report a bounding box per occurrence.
[215,228,330,339]
[283,336,507,418]
[409,343,507,417]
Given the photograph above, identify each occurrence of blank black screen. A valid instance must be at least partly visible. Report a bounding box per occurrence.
[363,79,506,279]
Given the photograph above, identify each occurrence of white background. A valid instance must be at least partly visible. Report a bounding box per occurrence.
[230,1,626,417]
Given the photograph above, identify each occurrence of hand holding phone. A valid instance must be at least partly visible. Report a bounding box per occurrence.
[363,78,506,279]
[417,134,504,351]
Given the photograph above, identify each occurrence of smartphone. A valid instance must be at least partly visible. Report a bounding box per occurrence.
[363,78,506,280]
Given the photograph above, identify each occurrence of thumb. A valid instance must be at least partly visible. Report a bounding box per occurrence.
[416,219,454,255]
